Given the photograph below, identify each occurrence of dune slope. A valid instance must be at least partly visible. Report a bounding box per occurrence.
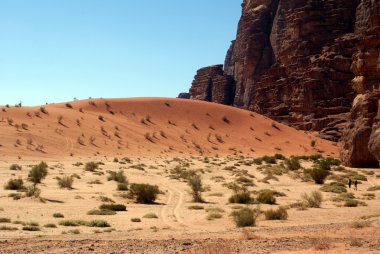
[0,98,338,159]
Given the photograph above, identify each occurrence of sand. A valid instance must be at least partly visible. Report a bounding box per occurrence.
[0,98,378,253]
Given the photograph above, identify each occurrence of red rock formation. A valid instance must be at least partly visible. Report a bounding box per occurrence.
[341,0,380,167]
[188,0,364,142]
[189,65,235,105]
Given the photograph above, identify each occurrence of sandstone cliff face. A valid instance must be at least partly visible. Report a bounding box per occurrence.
[341,0,380,167]
[189,65,235,105]
[189,0,365,142]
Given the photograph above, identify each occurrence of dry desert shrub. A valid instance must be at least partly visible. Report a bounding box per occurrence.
[57,175,74,189]
[301,191,323,208]
[222,116,230,124]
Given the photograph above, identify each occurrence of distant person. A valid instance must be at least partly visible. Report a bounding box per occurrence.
[354,180,358,191]
[348,178,352,189]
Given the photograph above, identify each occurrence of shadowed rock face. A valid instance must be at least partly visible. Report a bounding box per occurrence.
[184,0,380,167]
[340,0,380,167]
[189,65,235,105]
[188,0,362,142]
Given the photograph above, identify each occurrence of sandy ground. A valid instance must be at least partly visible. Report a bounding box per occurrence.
[0,98,379,253]
[0,98,337,159]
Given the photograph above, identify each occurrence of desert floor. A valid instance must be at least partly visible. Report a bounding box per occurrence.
[0,155,379,253]
[0,98,379,253]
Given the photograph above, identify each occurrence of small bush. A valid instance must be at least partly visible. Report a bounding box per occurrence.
[129,183,160,204]
[9,164,22,171]
[188,205,204,210]
[22,226,40,231]
[231,207,260,227]
[143,213,158,219]
[222,116,230,124]
[229,191,254,204]
[28,162,48,184]
[285,157,301,171]
[257,190,276,205]
[309,168,329,184]
[87,220,110,227]
[117,183,129,191]
[207,213,223,220]
[44,223,57,228]
[107,170,127,183]
[301,191,323,208]
[188,175,204,203]
[4,178,24,190]
[85,162,98,171]
[87,209,116,215]
[59,220,110,227]
[320,182,346,193]
[0,226,18,231]
[0,218,11,223]
[57,176,74,189]
[264,206,288,220]
[25,185,41,198]
[131,218,141,222]
[99,204,126,211]
[53,213,64,218]
[344,199,359,207]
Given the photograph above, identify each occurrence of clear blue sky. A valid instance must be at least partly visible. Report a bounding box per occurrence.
[0,0,241,106]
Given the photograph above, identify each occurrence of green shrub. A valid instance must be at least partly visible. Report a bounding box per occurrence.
[229,191,254,204]
[320,182,347,193]
[57,176,74,189]
[344,199,359,207]
[25,185,41,198]
[9,164,22,171]
[117,183,129,191]
[309,168,329,184]
[285,157,301,171]
[87,220,110,227]
[22,226,40,231]
[59,220,110,227]
[188,175,204,203]
[188,205,204,210]
[143,213,158,219]
[44,223,57,228]
[129,183,160,204]
[0,218,11,223]
[262,156,277,164]
[0,226,18,231]
[87,209,116,215]
[28,162,48,184]
[314,157,341,171]
[257,190,276,205]
[53,213,64,218]
[274,154,286,160]
[206,213,223,220]
[231,207,260,227]
[4,178,24,190]
[107,170,127,183]
[99,204,126,211]
[264,206,288,220]
[301,191,323,208]
[85,162,98,171]
[169,166,196,180]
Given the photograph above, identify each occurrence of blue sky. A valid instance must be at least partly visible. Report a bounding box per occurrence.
[0,0,241,106]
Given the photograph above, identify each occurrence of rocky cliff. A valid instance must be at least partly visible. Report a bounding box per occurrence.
[340,0,380,167]
[184,0,380,167]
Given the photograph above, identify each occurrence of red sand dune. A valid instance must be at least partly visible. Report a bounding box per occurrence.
[0,98,338,159]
